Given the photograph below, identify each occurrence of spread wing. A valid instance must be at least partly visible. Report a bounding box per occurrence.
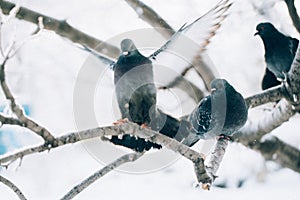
[149,0,232,86]
[79,45,116,69]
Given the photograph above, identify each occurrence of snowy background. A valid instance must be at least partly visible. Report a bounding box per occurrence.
[0,0,300,199]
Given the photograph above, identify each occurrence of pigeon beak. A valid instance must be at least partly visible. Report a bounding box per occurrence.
[211,88,217,93]
[254,31,259,36]
[123,51,129,56]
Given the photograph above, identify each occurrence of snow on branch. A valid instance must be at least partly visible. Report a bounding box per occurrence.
[232,41,300,173]
[0,121,214,188]
[0,175,27,200]
[61,153,143,200]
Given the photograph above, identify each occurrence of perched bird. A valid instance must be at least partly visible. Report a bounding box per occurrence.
[255,22,299,83]
[182,79,248,146]
[83,0,232,151]
[114,39,157,126]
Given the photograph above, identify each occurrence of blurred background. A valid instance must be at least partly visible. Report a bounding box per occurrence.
[0,0,300,199]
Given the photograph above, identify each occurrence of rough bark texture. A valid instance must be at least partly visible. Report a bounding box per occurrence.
[0,175,27,200]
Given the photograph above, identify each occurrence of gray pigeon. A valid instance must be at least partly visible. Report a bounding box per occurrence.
[183,79,248,146]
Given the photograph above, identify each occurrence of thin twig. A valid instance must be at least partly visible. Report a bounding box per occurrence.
[201,139,228,190]
[0,53,56,144]
[61,153,143,200]
[0,175,27,200]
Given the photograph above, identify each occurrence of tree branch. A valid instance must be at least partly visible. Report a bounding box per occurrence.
[234,99,295,143]
[0,175,27,200]
[252,135,300,173]
[284,0,300,33]
[0,120,214,188]
[0,113,23,126]
[61,152,143,200]
[0,54,56,145]
[245,85,286,108]
[0,0,120,58]
[124,0,175,38]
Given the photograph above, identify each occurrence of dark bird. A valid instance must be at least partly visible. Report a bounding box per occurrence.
[82,0,232,151]
[114,38,157,126]
[255,22,299,85]
[182,79,248,146]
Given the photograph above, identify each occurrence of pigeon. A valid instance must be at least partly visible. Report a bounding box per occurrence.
[255,22,299,82]
[114,39,157,125]
[83,0,232,151]
[182,79,248,146]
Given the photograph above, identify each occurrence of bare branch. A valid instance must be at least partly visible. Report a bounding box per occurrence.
[0,113,23,126]
[124,0,175,38]
[0,55,56,144]
[252,135,300,173]
[61,153,143,200]
[0,175,27,200]
[234,99,295,143]
[245,84,286,108]
[284,0,300,33]
[0,0,120,58]
[201,139,228,190]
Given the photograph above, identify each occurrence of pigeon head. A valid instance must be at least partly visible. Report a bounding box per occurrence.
[254,22,278,38]
[120,39,138,56]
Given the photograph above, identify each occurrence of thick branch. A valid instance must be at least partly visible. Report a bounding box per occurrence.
[0,113,23,126]
[61,153,143,200]
[0,0,120,58]
[0,175,27,200]
[252,135,300,173]
[245,85,286,108]
[234,99,295,143]
[284,0,300,33]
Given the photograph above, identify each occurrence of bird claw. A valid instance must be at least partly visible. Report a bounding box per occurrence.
[113,118,128,125]
[217,134,232,141]
[141,123,149,129]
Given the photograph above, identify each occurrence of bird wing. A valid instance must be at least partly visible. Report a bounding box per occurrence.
[78,45,116,69]
[182,96,212,146]
[289,37,299,58]
[148,0,231,85]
